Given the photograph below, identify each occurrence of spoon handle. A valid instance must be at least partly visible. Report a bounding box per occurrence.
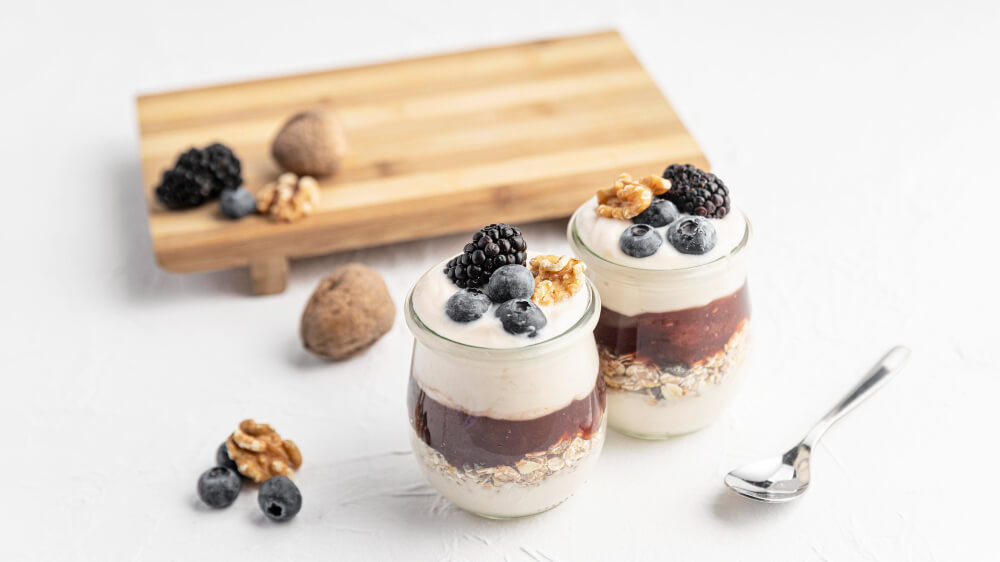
[801,345,910,448]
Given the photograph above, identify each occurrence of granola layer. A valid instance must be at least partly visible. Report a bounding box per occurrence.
[600,321,749,403]
[412,422,604,489]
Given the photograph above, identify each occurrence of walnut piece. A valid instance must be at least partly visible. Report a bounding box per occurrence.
[595,173,669,219]
[255,173,320,223]
[225,419,302,483]
[529,254,586,305]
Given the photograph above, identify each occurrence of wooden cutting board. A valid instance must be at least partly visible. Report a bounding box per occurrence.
[136,30,707,294]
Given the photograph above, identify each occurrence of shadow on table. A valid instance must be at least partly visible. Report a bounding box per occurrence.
[710,487,798,526]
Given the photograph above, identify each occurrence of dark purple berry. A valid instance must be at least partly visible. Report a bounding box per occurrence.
[666,216,718,255]
[495,299,547,337]
[661,163,731,219]
[197,466,242,508]
[619,224,663,258]
[445,288,492,322]
[443,224,528,288]
[485,265,535,303]
[258,476,302,522]
[156,143,242,209]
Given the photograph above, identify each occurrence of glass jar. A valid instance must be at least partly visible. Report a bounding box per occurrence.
[568,207,752,439]
[404,274,606,519]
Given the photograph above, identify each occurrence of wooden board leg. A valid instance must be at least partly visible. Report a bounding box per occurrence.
[249,257,289,295]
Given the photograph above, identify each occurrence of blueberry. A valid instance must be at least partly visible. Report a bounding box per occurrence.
[258,476,302,522]
[445,288,491,322]
[485,264,535,303]
[619,224,663,258]
[495,299,547,337]
[216,442,238,472]
[197,466,242,508]
[667,216,717,255]
[219,186,256,219]
[632,199,680,227]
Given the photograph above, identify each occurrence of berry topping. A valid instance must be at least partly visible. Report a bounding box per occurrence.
[632,199,680,228]
[619,224,663,258]
[216,442,238,472]
[444,224,527,288]
[219,186,256,219]
[155,143,242,210]
[495,299,547,337]
[444,288,492,323]
[258,476,302,522]
[667,216,718,255]
[485,264,535,303]
[197,466,242,509]
[661,163,731,218]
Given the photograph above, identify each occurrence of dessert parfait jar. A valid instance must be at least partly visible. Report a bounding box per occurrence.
[568,170,752,439]
[404,250,606,519]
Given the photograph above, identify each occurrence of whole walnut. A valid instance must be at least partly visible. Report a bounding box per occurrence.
[301,264,395,360]
[271,109,348,177]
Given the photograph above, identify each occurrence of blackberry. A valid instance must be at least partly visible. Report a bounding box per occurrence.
[155,143,242,209]
[444,224,527,288]
[661,163,731,219]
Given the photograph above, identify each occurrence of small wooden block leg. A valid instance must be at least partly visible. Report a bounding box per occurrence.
[249,257,289,295]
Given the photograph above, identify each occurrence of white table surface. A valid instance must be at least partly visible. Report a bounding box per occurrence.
[3,0,999,560]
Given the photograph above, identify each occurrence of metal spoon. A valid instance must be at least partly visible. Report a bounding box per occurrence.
[724,345,910,502]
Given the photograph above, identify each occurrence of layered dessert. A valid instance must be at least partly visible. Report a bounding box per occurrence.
[405,224,605,518]
[568,166,751,438]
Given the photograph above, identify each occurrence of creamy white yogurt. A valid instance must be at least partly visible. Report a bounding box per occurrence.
[410,331,599,420]
[574,197,747,270]
[411,256,591,349]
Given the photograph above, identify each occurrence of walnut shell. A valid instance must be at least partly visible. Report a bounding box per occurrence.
[271,109,348,177]
[301,263,395,360]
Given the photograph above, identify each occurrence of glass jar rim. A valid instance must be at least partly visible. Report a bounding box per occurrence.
[568,204,752,280]
[404,268,600,360]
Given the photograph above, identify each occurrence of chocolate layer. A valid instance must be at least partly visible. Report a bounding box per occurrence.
[594,283,750,368]
[408,374,605,469]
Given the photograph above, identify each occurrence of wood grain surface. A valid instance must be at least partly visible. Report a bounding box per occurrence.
[136,30,707,291]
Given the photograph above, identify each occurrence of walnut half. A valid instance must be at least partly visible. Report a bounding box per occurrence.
[529,254,586,305]
[255,173,320,223]
[225,419,302,483]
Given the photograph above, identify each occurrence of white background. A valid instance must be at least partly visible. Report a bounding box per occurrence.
[2,0,998,560]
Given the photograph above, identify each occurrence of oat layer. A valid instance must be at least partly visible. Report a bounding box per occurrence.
[414,426,604,490]
[600,322,749,402]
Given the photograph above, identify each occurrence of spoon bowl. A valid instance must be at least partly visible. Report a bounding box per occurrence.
[724,444,811,502]
[724,346,910,503]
